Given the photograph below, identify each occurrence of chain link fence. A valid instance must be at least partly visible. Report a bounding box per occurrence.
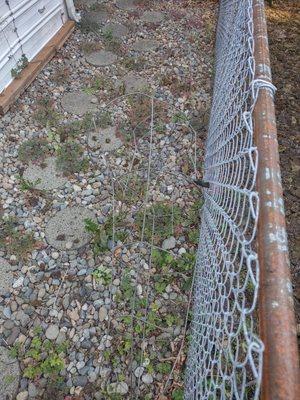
[185,1,264,398]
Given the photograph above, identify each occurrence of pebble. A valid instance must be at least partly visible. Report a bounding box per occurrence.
[99,306,107,322]
[142,373,154,384]
[16,392,29,400]
[45,325,60,340]
[162,237,176,250]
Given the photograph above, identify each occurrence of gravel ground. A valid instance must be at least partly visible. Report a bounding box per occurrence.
[0,1,217,399]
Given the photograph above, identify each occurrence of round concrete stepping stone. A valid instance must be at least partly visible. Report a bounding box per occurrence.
[75,0,103,8]
[88,126,123,151]
[103,22,129,38]
[84,10,109,25]
[0,346,20,400]
[132,39,159,52]
[119,73,148,94]
[86,50,118,67]
[23,157,67,191]
[116,0,138,11]
[45,207,96,251]
[0,258,14,297]
[141,11,165,24]
[61,91,98,116]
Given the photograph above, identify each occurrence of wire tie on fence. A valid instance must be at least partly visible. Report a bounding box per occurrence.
[252,78,277,100]
[194,179,210,188]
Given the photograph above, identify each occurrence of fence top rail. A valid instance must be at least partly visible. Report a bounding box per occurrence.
[253,0,300,399]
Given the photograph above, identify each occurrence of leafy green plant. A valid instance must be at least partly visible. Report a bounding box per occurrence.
[136,203,182,243]
[156,362,172,375]
[23,337,67,380]
[103,28,113,41]
[85,212,128,255]
[56,142,89,175]
[120,269,135,300]
[18,138,50,164]
[85,218,109,254]
[11,54,28,78]
[92,265,112,285]
[172,388,184,400]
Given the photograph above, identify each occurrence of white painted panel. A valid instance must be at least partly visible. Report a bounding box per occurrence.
[0,0,71,93]
[0,47,23,92]
[0,1,10,20]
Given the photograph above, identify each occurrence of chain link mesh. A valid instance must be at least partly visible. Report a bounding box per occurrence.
[185,1,264,398]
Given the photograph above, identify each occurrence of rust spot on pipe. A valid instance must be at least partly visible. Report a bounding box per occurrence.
[253,1,300,399]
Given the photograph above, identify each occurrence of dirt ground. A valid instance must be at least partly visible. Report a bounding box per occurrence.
[266,0,300,328]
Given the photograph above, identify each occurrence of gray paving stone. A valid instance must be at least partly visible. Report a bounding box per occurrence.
[115,0,138,11]
[23,157,67,191]
[140,11,165,24]
[45,207,96,251]
[75,0,104,8]
[88,126,123,151]
[61,91,98,116]
[0,258,14,297]
[132,39,160,52]
[86,50,118,67]
[103,22,129,39]
[0,346,20,400]
[84,10,109,25]
[118,73,149,94]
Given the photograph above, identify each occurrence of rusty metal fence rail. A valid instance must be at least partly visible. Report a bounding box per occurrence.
[185,0,299,399]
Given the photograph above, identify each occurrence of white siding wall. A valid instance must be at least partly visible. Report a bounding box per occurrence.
[0,0,70,93]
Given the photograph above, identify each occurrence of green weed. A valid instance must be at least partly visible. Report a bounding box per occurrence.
[92,265,112,285]
[0,217,36,259]
[56,142,89,175]
[18,138,50,164]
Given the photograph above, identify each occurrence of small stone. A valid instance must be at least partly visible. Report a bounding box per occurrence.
[28,382,38,397]
[162,237,176,250]
[68,309,80,322]
[73,375,88,387]
[45,325,59,340]
[13,276,24,289]
[99,306,107,322]
[107,382,129,395]
[178,247,186,255]
[142,373,153,384]
[16,392,28,400]
[51,252,60,260]
[134,366,144,378]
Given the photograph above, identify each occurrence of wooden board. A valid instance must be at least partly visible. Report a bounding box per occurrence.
[0,20,75,115]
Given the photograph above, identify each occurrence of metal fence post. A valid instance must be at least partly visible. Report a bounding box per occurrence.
[253,1,300,399]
